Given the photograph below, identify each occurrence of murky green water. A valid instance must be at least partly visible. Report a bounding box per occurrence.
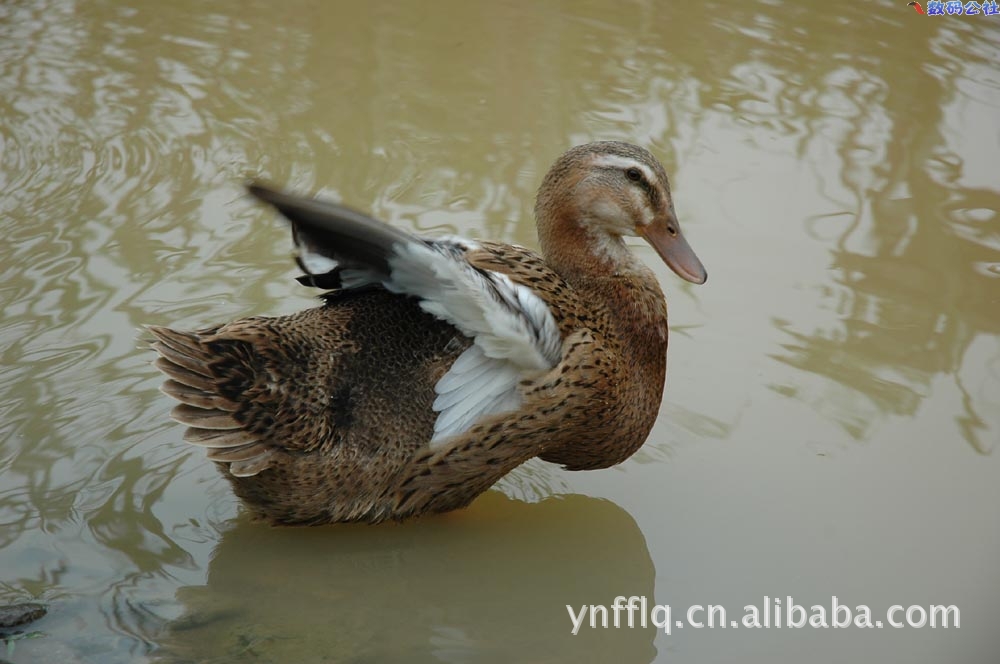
[1,0,998,661]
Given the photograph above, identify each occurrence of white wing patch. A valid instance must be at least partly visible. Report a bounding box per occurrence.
[430,344,522,444]
[386,241,561,370]
[381,238,562,447]
[296,240,380,288]
[298,248,339,274]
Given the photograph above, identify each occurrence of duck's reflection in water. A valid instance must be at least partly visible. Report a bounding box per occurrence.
[156,492,656,663]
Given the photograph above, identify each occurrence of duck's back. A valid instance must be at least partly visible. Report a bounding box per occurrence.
[151,288,470,524]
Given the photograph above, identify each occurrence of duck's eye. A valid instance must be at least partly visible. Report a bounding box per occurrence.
[625,167,643,182]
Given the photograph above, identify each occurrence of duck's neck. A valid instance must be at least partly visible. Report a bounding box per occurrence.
[537,210,634,279]
[573,269,670,367]
[538,210,670,363]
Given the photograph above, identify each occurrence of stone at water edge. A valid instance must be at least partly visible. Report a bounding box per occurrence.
[0,603,46,630]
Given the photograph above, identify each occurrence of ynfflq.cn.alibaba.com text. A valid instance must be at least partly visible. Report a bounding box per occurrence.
[567,596,960,635]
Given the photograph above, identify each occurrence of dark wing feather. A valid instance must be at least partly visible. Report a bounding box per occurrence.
[248,182,419,283]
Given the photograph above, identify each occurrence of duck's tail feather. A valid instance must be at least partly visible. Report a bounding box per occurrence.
[147,324,275,477]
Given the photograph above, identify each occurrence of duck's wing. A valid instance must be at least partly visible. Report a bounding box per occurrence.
[248,183,563,445]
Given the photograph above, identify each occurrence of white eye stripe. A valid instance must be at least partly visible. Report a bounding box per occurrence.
[589,154,655,183]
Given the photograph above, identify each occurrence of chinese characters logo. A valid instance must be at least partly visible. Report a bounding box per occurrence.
[908,1,1000,14]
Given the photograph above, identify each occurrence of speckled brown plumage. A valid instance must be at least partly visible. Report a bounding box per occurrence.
[149,141,706,524]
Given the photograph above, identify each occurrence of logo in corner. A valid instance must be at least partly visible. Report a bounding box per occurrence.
[906,0,1000,14]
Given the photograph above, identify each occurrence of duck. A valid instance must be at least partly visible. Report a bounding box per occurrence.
[149,141,707,525]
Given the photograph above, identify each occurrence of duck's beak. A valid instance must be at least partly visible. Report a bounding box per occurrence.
[638,213,707,284]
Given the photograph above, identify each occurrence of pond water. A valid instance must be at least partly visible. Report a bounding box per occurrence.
[1,0,998,662]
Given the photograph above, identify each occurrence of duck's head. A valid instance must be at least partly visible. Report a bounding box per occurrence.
[534,141,707,284]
